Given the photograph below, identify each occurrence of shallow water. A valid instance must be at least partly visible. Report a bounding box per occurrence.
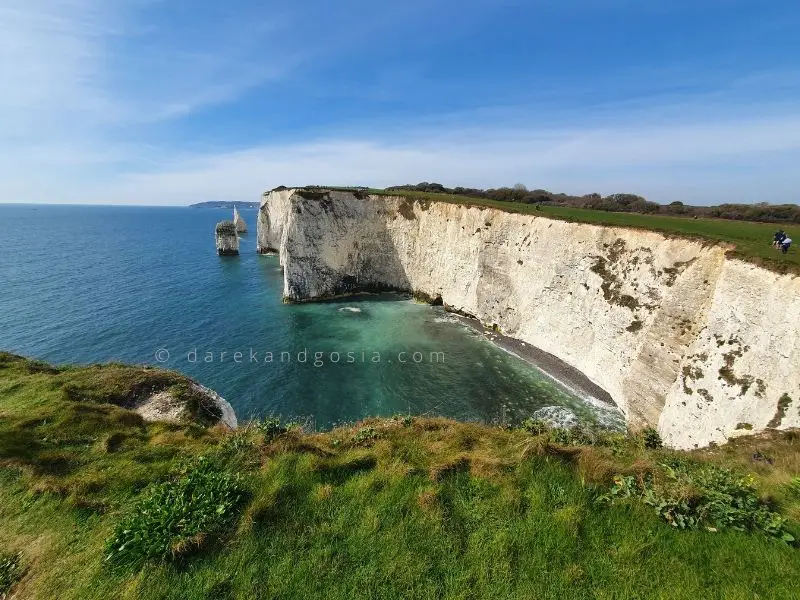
[0,204,620,428]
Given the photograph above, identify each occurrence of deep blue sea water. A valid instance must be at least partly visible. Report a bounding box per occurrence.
[0,204,616,428]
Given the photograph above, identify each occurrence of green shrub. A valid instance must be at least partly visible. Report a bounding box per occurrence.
[392,414,413,427]
[0,552,23,598]
[549,427,574,445]
[598,461,794,541]
[521,418,549,435]
[219,431,253,455]
[255,416,287,440]
[641,427,664,449]
[105,457,245,571]
[352,426,379,445]
[254,416,303,440]
[547,426,602,446]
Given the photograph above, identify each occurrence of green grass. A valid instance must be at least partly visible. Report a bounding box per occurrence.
[367,189,800,272]
[0,551,23,599]
[2,353,800,599]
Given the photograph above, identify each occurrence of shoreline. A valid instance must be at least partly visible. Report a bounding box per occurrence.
[277,289,620,416]
[448,313,619,411]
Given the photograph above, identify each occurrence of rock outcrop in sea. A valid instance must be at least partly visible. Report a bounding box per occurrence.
[257,187,800,449]
[234,206,248,234]
[215,220,239,256]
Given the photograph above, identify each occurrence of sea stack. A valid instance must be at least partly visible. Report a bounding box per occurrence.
[233,206,248,234]
[215,221,239,256]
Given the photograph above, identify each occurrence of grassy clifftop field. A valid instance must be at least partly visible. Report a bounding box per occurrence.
[2,352,800,599]
[367,189,799,272]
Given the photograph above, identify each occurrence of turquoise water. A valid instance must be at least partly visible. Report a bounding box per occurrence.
[0,204,614,427]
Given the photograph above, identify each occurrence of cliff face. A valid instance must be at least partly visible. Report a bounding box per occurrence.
[258,189,800,448]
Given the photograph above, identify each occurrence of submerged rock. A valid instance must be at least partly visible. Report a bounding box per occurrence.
[215,220,239,256]
[531,406,579,429]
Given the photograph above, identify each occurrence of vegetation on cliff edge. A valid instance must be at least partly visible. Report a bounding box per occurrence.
[215,221,238,236]
[3,352,799,599]
[368,188,800,272]
[264,185,799,272]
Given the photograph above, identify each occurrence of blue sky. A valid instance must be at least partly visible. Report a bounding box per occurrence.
[1,0,799,205]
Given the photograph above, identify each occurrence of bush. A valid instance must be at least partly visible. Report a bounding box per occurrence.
[520,420,628,450]
[521,418,549,435]
[254,417,304,441]
[391,414,413,427]
[105,457,245,571]
[255,416,287,440]
[382,182,800,223]
[547,426,603,447]
[641,427,663,450]
[598,461,794,541]
[352,426,379,445]
[0,552,23,598]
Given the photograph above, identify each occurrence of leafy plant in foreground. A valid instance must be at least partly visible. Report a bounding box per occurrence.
[105,457,245,571]
[598,461,795,542]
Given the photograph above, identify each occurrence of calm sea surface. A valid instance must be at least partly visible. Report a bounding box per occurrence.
[0,204,617,427]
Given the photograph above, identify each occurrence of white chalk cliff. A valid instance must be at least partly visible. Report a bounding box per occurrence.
[234,206,248,233]
[258,188,800,449]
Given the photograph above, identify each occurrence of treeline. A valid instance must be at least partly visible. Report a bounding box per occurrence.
[385,183,800,224]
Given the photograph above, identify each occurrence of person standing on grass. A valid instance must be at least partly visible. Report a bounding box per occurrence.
[781,235,792,254]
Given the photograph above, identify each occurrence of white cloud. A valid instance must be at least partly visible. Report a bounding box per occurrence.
[18,109,793,206]
[1,1,799,206]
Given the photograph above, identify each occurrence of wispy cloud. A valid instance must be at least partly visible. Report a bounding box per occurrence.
[31,107,796,205]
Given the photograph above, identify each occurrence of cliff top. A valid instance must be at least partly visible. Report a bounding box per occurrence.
[264,186,800,274]
[2,353,798,598]
[371,189,800,273]
[190,201,259,209]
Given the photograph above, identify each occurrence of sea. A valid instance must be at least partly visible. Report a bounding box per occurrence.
[0,204,620,429]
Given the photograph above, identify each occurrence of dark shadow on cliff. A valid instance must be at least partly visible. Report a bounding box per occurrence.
[283,194,413,300]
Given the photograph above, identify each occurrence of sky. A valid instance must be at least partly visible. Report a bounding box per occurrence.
[1,0,799,206]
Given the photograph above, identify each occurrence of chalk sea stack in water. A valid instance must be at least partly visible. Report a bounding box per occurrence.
[233,206,248,233]
[215,220,239,256]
